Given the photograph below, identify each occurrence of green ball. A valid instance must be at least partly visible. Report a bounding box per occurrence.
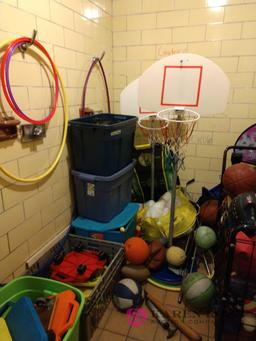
[182,272,215,312]
[195,225,216,249]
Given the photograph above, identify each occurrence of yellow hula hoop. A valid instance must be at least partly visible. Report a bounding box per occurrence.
[0,39,68,183]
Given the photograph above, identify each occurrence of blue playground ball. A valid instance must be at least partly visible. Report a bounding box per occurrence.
[112,278,144,312]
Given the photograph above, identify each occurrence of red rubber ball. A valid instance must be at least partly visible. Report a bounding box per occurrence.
[124,237,150,265]
[223,163,256,198]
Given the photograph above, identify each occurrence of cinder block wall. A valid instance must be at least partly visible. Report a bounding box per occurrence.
[0,0,112,282]
[112,0,256,198]
[1,0,256,282]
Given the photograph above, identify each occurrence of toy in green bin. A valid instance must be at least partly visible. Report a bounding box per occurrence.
[49,290,79,341]
[0,296,49,341]
[35,290,80,341]
[0,317,15,341]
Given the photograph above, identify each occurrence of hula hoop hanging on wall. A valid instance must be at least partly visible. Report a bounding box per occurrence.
[80,51,111,116]
[0,37,68,183]
[1,37,59,124]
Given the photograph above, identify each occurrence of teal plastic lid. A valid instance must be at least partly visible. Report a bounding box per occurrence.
[71,203,140,232]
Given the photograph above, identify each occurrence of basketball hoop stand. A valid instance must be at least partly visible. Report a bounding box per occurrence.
[139,108,200,246]
[158,108,199,247]
[150,142,155,200]
[168,153,178,246]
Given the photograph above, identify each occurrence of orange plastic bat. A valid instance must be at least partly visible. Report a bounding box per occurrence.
[48,290,79,341]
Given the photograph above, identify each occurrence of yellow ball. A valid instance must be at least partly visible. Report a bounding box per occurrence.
[120,227,125,232]
[166,246,186,267]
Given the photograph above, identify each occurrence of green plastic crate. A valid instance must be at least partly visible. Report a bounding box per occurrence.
[0,276,85,341]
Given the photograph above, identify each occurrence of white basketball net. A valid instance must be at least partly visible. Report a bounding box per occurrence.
[137,114,169,145]
[157,108,200,170]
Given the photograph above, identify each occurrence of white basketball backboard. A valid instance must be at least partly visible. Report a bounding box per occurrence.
[138,53,230,115]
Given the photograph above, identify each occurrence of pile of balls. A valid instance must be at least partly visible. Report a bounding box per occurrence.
[113,236,167,312]
[121,237,165,280]
[113,228,217,312]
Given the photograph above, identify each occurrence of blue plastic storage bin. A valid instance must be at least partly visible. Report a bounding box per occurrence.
[68,114,137,176]
[72,161,135,222]
[71,203,140,243]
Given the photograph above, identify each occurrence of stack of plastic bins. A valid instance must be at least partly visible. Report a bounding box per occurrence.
[68,114,138,237]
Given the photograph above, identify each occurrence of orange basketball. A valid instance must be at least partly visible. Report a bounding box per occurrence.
[124,237,150,265]
[223,163,256,198]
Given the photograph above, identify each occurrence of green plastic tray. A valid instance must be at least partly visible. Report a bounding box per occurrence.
[0,276,85,341]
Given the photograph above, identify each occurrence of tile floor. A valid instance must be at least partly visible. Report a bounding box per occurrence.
[91,283,215,341]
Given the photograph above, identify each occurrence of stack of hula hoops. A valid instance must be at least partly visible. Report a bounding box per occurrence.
[0,35,68,183]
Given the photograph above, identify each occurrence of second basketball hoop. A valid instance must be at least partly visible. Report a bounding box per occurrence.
[138,114,169,200]
[157,108,200,156]
[137,114,169,145]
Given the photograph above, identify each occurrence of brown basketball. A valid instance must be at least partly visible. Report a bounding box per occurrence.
[200,199,218,227]
[223,163,256,198]
[146,240,166,270]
